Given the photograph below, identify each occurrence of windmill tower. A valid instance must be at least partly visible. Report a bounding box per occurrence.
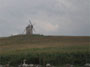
[25,19,34,35]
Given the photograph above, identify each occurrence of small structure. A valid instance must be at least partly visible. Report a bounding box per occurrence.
[84,63,90,67]
[26,24,33,35]
[25,19,35,35]
[0,65,3,67]
[46,63,51,67]
[28,64,34,67]
[65,64,74,67]
[22,59,28,67]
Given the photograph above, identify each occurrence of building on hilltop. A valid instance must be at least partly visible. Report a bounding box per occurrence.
[25,19,35,35]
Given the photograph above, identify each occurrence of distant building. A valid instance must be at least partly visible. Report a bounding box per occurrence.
[26,24,33,35]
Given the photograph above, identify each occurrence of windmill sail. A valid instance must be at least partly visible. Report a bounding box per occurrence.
[29,19,32,25]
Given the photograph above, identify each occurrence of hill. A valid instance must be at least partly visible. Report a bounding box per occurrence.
[0,35,90,54]
[0,35,90,66]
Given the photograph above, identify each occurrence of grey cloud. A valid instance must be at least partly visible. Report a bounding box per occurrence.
[0,0,90,36]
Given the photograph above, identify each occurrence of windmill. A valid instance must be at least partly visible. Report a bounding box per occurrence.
[25,19,35,35]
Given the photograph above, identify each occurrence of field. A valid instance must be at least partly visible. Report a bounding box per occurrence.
[0,35,90,66]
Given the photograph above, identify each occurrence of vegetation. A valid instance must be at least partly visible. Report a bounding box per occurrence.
[0,35,90,66]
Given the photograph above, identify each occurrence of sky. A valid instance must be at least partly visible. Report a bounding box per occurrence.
[0,0,90,36]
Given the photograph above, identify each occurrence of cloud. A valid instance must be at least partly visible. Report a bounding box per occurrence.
[0,0,90,36]
[39,22,59,32]
[44,23,59,31]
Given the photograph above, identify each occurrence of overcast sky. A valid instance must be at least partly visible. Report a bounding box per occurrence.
[0,0,90,36]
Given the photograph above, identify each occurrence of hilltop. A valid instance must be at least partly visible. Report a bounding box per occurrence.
[0,35,90,54]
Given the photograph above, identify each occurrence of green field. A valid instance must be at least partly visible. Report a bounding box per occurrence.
[0,35,90,66]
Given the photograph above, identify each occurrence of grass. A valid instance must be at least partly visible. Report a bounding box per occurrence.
[0,35,90,54]
[0,35,90,66]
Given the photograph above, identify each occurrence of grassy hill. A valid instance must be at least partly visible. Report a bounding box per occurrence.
[0,35,90,66]
[0,35,90,54]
